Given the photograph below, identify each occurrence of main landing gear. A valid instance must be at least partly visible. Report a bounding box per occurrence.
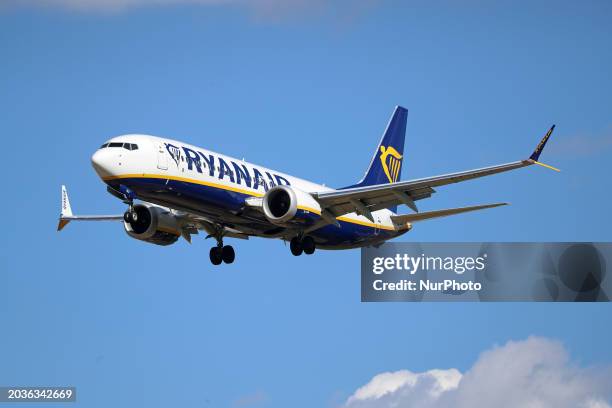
[205,226,236,266]
[209,236,235,266]
[290,236,316,256]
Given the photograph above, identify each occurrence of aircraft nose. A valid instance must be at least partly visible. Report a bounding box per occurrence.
[91,148,115,178]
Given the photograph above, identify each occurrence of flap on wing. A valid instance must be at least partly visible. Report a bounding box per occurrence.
[317,186,435,218]
[314,160,529,218]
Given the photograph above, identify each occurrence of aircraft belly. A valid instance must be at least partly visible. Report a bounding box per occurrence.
[106,176,398,248]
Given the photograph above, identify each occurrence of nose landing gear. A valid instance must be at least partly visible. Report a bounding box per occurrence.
[123,205,138,223]
[113,185,137,223]
[290,235,316,256]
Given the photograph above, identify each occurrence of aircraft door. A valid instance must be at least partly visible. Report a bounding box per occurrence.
[155,142,168,170]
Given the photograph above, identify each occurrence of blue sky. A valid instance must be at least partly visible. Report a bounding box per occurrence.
[1,1,611,407]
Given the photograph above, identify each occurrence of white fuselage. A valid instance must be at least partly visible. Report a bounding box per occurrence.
[91,134,401,249]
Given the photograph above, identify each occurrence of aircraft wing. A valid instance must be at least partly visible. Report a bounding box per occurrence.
[313,125,557,221]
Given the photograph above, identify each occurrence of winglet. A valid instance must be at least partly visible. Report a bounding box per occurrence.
[528,125,559,171]
[529,124,555,161]
[57,185,73,231]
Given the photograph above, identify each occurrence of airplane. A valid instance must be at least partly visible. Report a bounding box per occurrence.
[58,106,558,265]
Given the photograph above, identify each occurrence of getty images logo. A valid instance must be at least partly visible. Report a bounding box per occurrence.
[372,253,488,275]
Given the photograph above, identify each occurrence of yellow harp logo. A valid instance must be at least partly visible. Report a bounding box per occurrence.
[379,146,403,183]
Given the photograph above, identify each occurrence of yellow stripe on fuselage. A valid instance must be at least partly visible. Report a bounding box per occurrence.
[102,173,396,231]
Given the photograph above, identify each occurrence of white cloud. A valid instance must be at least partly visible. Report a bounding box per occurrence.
[3,0,325,16]
[345,337,612,408]
[347,369,461,404]
[583,400,612,408]
[1,0,383,23]
[548,128,612,158]
[232,390,267,407]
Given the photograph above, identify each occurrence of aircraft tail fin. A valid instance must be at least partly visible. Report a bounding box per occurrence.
[358,106,408,187]
[342,106,408,212]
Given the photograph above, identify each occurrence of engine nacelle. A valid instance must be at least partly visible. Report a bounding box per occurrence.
[124,204,181,246]
[262,185,321,225]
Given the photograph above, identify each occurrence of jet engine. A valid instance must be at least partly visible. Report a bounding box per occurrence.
[261,185,321,225]
[123,204,181,246]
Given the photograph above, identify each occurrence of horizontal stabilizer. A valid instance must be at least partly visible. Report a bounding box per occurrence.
[58,185,123,231]
[390,202,508,225]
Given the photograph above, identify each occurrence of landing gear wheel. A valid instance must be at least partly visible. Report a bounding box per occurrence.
[222,245,235,264]
[209,246,223,265]
[123,209,138,223]
[302,236,315,255]
[290,237,303,256]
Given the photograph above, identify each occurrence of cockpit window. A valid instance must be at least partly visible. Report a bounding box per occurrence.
[100,142,138,150]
